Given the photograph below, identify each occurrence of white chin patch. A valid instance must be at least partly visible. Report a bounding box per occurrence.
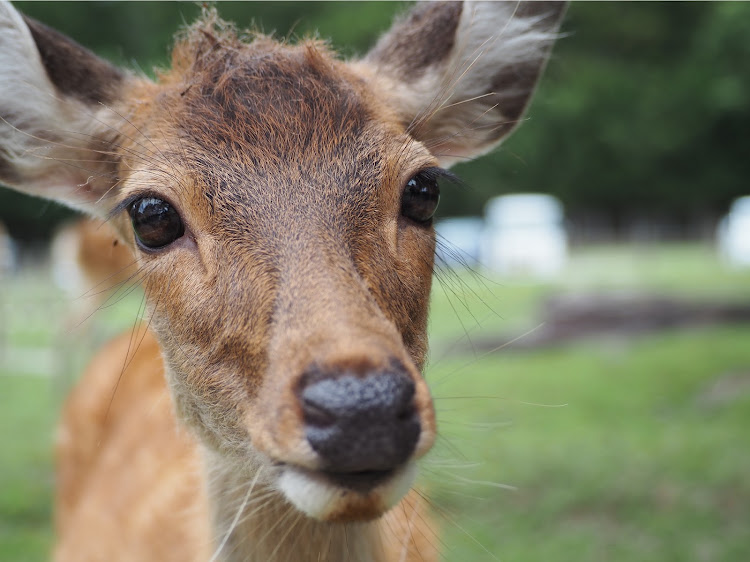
[278,462,417,520]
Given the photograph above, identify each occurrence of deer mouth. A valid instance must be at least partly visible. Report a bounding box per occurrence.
[277,461,417,522]
[321,468,396,492]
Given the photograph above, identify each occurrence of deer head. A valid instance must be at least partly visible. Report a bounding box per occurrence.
[0,0,564,529]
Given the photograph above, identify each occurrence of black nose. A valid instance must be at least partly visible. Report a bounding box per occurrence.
[299,366,421,477]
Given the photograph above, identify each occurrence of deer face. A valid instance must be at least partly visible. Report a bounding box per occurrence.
[112,39,441,520]
[0,1,565,523]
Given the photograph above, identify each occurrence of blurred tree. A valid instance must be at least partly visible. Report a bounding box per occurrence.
[450,2,750,237]
[1,2,748,241]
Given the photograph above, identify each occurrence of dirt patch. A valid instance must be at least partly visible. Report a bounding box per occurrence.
[462,293,750,352]
[694,371,750,409]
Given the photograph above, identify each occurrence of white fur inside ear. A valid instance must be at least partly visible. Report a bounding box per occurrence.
[0,1,65,145]
[428,2,562,165]
[0,1,103,212]
[450,1,560,100]
[278,462,417,520]
[361,1,563,168]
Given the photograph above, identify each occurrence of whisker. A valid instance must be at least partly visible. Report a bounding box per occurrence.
[413,488,502,562]
[430,323,547,389]
[209,467,263,562]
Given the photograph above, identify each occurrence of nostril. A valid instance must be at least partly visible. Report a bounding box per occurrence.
[393,381,416,421]
[396,403,415,422]
[301,398,336,428]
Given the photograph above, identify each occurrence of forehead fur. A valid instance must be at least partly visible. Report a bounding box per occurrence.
[157,11,379,159]
[132,9,412,232]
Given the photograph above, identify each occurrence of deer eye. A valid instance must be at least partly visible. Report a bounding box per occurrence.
[401,171,440,224]
[129,197,185,250]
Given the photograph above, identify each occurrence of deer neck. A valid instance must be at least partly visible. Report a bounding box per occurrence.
[204,450,388,562]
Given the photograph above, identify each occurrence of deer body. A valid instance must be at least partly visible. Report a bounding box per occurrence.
[0,2,564,560]
[51,219,136,335]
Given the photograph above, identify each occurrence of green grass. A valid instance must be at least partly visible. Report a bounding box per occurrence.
[0,377,56,562]
[426,328,750,561]
[0,268,143,561]
[422,243,750,561]
[1,243,749,560]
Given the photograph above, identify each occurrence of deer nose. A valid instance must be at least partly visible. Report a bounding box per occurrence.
[299,367,421,476]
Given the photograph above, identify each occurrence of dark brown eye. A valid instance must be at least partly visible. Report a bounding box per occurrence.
[401,171,440,224]
[129,197,184,250]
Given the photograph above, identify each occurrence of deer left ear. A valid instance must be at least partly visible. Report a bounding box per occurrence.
[0,1,129,215]
[362,1,566,167]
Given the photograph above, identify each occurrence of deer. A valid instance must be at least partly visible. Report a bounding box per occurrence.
[50,218,136,334]
[51,219,136,310]
[0,1,565,560]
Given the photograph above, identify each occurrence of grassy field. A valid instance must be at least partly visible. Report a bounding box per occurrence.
[1,243,749,561]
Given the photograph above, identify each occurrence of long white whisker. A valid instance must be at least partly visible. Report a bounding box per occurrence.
[209,466,264,562]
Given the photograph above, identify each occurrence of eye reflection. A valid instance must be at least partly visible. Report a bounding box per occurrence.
[129,196,185,250]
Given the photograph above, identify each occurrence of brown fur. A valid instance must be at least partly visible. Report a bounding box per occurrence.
[22,15,124,105]
[55,331,212,562]
[53,219,136,294]
[365,2,464,77]
[74,221,134,290]
[0,2,565,560]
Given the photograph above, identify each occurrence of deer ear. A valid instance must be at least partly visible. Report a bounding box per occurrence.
[363,1,566,167]
[0,1,128,215]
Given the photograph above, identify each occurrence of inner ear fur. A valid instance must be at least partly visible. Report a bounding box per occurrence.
[362,1,567,167]
[0,2,129,215]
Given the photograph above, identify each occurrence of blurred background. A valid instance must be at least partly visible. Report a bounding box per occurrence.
[1,2,749,561]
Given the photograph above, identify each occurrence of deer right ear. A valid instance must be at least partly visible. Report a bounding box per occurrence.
[362,1,566,168]
[0,1,129,216]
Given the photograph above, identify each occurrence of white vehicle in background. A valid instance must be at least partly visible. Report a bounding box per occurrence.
[482,193,568,279]
[717,196,750,268]
[434,217,484,268]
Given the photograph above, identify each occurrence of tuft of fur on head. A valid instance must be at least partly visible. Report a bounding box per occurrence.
[160,7,334,88]
[161,7,244,84]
